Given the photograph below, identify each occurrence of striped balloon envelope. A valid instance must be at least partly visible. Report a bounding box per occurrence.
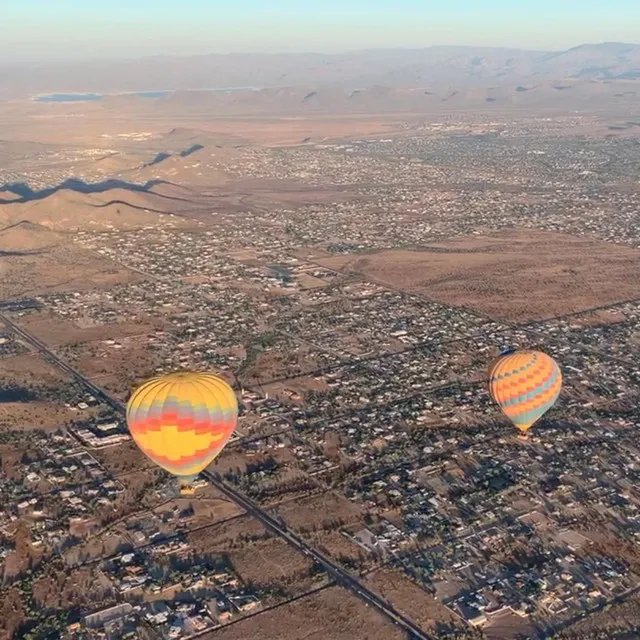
[126,371,238,493]
[488,350,562,435]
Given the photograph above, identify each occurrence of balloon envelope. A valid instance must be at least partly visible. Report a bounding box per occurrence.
[488,350,562,434]
[126,371,238,488]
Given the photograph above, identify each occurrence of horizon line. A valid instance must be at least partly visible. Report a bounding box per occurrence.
[1,40,639,65]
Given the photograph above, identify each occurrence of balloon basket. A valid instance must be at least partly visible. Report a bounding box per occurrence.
[517,433,530,442]
[178,475,198,495]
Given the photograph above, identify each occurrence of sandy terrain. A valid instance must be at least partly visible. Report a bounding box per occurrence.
[0,242,139,299]
[318,229,640,323]
[0,189,194,232]
[0,221,64,251]
[0,98,407,146]
[199,585,404,640]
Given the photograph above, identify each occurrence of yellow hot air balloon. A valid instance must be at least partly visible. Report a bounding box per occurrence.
[126,371,238,494]
[488,350,562,437]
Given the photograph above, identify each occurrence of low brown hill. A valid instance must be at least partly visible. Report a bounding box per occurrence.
[92,152,147,177]
[128,149,234,187]
[0,189,190,232]
[0,221,64,252]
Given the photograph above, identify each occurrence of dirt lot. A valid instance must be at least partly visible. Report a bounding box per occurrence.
[199,585,405,640]
[0,243,138,299]
[188,518,330,598]
[306,529,366,567]
[363,568,466,635]
[0,400,89,430]
[239,344,323,386]
[317,229,640,323]
[188,515,268,554]
[273,491,366,533]
[230,537,317,593]
[0,353,67,387]
[91,440,151,475]
[20,315,160,348]
[484,607,538,639]
[32,564,115,611]
[262,375,329,402]
[153,495,244,528]
[559,592,640,638]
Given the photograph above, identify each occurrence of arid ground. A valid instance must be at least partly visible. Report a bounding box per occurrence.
[317,229,640,323]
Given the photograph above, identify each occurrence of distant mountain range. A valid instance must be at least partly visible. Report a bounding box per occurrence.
[0,42,639,98]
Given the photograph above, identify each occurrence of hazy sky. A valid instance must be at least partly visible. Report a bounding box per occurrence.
[3,0,640,60]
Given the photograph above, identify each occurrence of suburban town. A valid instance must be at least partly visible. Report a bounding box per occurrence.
[1,110,640,640]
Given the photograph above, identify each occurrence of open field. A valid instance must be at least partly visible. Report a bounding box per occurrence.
[20,315,161,347]
[0,102,408,146]
[0,240,139,299]
[318,229,640,323]
[239,344,326,386]
[187,515,268,554]
[273,491,366,533]
[91,440,150,475]
[363,568,466,635]
[32,564,115,612]
[61,339,162,399]
[0,400,93,430]
[200,585,405,640]
[484,608,539,639]
[229,537,319,596]
[558,592,640,638]
[305,530,366,567]
[0,353,68,387]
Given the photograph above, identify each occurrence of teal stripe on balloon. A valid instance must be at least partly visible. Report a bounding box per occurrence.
[511,394,560,427]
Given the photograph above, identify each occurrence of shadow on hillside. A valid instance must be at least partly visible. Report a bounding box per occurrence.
[144,144,205,167]
[0,249,48,257]
[86,198,188,216]
[0,177,196,205]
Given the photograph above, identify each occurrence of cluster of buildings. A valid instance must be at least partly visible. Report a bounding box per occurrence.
[69,553,261,639]
[0,429,123,551]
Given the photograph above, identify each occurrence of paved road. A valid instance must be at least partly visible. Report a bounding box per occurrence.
[0,312,126,414]
[203,470,433,640]
[0,311,432,640]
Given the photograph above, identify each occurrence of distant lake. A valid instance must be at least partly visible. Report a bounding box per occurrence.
[34,87,257,102]
[35,93,104,102]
